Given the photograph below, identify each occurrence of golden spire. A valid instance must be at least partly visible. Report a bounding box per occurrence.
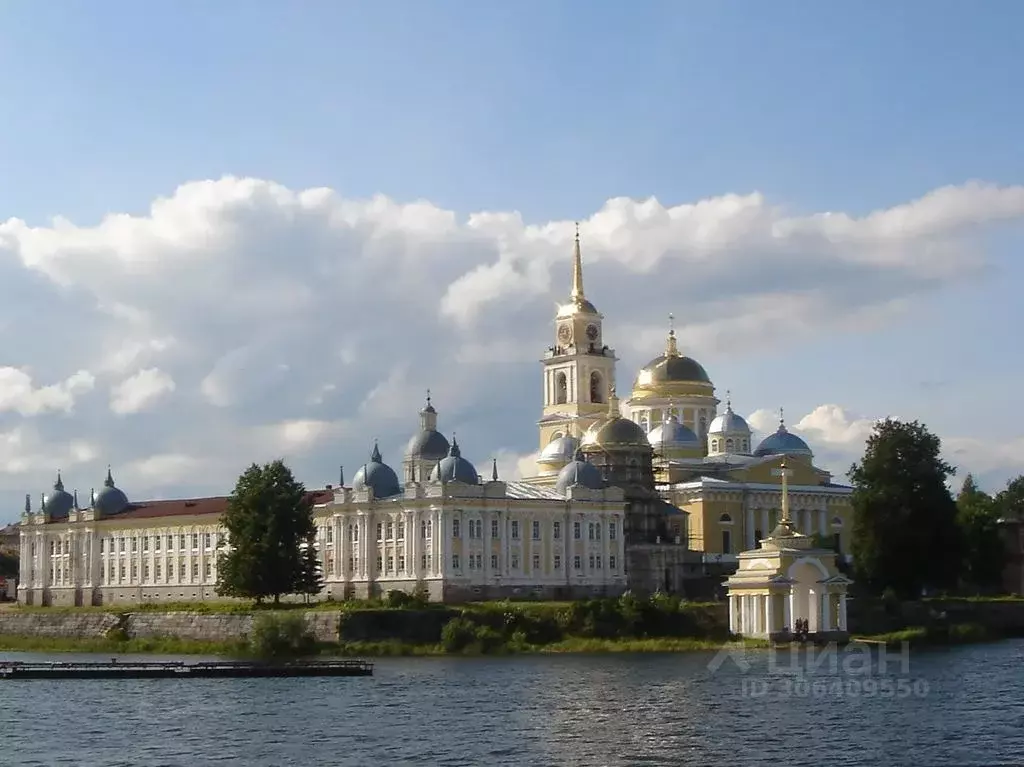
[571,222,585,302]
[666,312,679,356]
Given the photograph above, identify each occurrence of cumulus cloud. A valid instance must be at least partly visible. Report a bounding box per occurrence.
[0,368,94,416]
[110,368,176,415]
[0,176,1022,516]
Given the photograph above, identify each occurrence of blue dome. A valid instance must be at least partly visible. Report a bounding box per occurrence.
[539,434,579,464]
[405,392,450,461]
[94,468,129,515]
[555,450,604,493]
[430,438,480,485]
[43,472,74,519]
[754,423,812,458]
[647,415,700,452]
[352,444,402,499]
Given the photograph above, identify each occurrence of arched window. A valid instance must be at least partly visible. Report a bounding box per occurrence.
[555,372,567,404]
[742,439,749,452]
[726,438,734,452]
[550,432,564,443]
[711,439,720,453]
[719,513,733,524]
[590,372,603,404]
[831,516,843,528]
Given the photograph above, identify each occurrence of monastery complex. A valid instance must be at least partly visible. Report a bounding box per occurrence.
[17,230,855,614]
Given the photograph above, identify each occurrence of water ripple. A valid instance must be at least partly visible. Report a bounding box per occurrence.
[3,643,1024,765]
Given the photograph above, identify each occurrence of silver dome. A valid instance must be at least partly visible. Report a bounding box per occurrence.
[555,450,604,493]
[539,435,579,463]
[352,444,402,499]
[430,438,480,485]
[406,429,450,462]
[709,404,751,435]
[647,415,700,451]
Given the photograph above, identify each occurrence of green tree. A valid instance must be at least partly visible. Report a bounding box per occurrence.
[216,460,316,605]
[956,474,1005,593]
[850,418,963,598]
[995,476,1024,521]
[295,539,324,602]
[0,551,17,579]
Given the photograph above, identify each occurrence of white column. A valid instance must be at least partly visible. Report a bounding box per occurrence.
[783,590,792,632]
[820,592,832,632]
[729,595,738,633]
[745,506,755,549]
[766,594,775,637]
[808,588,818,632]
[818,509,827,537]
[760,508,769,539]
[838,593,848,631]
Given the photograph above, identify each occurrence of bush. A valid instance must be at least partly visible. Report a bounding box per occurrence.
[441,617,478,653]
[248,612,317,659]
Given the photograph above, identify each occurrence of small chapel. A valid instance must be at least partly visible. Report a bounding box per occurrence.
[724,462,852,642]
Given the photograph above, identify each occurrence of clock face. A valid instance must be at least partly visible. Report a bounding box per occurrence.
[585,324,599,342]
[557,323,572,344]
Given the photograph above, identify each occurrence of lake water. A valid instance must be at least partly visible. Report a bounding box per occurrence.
[4,640,1024,766]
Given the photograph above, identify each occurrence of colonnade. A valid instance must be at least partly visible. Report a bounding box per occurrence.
[728,590,849,638]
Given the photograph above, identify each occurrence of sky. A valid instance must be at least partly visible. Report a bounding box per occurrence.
[0,1,1022,521]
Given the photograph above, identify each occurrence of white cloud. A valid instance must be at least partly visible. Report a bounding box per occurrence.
[0,368,94,416]
[110,368,176,415]
[0,176,1021,518]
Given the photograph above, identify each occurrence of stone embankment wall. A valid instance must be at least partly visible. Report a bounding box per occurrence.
[0,611,344,643]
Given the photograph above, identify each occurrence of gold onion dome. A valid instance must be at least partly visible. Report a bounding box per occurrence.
[580,390,650,450]
[633,320,712,391]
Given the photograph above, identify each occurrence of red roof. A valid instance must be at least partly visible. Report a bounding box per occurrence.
[51,489,335,523]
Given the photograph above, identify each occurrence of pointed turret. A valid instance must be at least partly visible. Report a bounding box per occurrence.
[339,465,345,486]
[491,457,498,482]
[571,223,585,302]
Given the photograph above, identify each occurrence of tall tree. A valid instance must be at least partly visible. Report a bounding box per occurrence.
[850,418,964,598]
[216,460,316,605]
[956,474,1005,593]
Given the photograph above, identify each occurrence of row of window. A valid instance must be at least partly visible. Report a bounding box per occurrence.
[453,519,616,542]
[718,530,842,554]
[94,533,222,555]
[47,558,219,586]
[452,553,616,572]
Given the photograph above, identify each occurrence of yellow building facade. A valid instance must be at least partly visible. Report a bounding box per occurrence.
[528,233,855,569]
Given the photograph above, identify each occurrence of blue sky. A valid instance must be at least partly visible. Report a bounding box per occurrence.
[0,1,1022,518]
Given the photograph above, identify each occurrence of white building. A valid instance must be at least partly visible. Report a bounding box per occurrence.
[18,433,629,606]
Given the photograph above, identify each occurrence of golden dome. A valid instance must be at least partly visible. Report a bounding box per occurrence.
[632,328,713,392]
[580,390,651,450]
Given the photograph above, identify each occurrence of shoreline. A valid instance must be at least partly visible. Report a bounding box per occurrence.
[0,633,767,657]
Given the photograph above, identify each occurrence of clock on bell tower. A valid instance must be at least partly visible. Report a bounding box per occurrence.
[538,224,617,451]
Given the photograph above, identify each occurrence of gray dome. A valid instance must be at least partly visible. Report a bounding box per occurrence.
[754,423,812,458]
[94,468,129,515]
[555,450,605,493]
[709,403,751,435]
[430,438,480,485]
[43,472,74,519]
[352,444,402,499]
[406,429,450,462]
[647,415,700,451]
[539,434,579,463]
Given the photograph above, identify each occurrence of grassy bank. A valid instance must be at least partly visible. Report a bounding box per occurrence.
[852,622,1000,648]
[0,633,766,657]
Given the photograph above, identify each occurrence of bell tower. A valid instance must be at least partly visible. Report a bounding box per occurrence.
[538,224,617,450]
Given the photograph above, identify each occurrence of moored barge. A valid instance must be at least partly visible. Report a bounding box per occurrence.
[0,659,373,680]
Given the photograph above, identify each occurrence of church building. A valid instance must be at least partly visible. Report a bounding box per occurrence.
[16,226,852,606]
